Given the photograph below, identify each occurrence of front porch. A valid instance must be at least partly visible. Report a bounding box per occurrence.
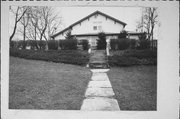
[76,35,112,56]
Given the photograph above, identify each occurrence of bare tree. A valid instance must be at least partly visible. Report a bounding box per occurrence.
[27,6,40,49]
[9,6,27,42]
[136,7,158,41]
[19,6,31,49]
[13,6,62,50]
[35,6,61,50]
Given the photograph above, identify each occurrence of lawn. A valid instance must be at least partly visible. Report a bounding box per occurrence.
[107,65,157,110]
[9,57,91,110]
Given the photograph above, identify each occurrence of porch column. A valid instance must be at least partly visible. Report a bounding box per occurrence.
[88,38,92,54]
[106,39,110,56]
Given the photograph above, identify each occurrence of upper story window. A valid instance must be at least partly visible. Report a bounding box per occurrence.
[93,26,102,31]
[93,26,97,30]
[98,26,102,30]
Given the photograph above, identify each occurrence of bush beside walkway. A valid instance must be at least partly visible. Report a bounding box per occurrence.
[108,49,157,66]
[10,48,89,66]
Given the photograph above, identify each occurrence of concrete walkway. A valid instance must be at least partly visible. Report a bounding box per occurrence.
[81,50,120,111]
[89,50,109,69]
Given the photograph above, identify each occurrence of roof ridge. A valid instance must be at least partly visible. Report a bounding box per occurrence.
[51,10,127,38]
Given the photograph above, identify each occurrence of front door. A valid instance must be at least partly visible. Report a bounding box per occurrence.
[91,39,97,50]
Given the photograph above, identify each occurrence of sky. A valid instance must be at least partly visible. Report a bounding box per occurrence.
[54,7,142,32]
[9,6,158,40]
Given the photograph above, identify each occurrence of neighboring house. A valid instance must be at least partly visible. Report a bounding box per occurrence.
[127,31,143,40]
[51,10,142,49]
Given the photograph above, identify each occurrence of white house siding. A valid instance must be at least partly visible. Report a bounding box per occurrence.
[106,35,118,40]
[76,36,98,46]
[54,30,69,40]
[128,35,139,40]
[71,14,124,35]
[54,14,124,41]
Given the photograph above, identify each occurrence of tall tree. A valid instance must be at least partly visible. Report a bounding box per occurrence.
[19,6,30,49]
[34,6,61,50]
[136,7,158,41]
[27,6,40,49]
[9,6,27,42]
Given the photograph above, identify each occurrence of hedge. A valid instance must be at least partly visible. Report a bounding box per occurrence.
[48,40,58,50]
[110,38,130,50]
[97,32,106,50]
[59,39,77,50]
[10,48,89,66]
[108,49,157,66]
[108,56,140,66]
[81,40,89,50]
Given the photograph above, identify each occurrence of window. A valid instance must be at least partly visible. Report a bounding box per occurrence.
[93,26,102,31]
[91,40,97,46]
[98,26,102,30]
[93,26,97,30]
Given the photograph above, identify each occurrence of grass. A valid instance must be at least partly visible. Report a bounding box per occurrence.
[10,48,89,66]
[107,66,157,110]
[9,57,91,110]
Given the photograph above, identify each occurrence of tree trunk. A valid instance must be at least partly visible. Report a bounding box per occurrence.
[9,22,17,42]
[34,26,39,50]
[150,25,154,49]
[22,25,26,49]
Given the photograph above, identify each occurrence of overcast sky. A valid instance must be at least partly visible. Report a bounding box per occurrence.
[55,7,142,31]
[10,6,158,40]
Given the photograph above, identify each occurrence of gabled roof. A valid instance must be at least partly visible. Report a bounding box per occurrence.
[51,10,127,38]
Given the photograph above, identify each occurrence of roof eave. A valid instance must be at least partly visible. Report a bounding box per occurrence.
[51,10,127,38]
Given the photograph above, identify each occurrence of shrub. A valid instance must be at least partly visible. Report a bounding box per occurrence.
[110,39,119,50]
[16,40,27,49]
[48,40,58,50]
[123,49,157,59]
[59,39,77,50]
[108,55,139,66]
[10,41,17,48]
[118,30,127,38]
[38,40,46,50]
[67,39,77,50]
[118,38,130,50]
[29,40,38,50]
[81,40,89,50]
[97,32,106,50]
[110,38,130,50]
[59,40,65,49]
[108,49,157,66]
[137,39,150,50]
[129,39,137,49]
[10,49,89,66]
[137,32,150,49]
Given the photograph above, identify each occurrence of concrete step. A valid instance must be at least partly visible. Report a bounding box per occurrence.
[81,97,120,111]
[89,63,110,69]
[85,87,115,97]
[88,81,112,88]
[91,73,109,81]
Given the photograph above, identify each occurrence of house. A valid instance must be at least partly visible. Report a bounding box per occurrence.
[51,10,141,49]
[127,31,143,40]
